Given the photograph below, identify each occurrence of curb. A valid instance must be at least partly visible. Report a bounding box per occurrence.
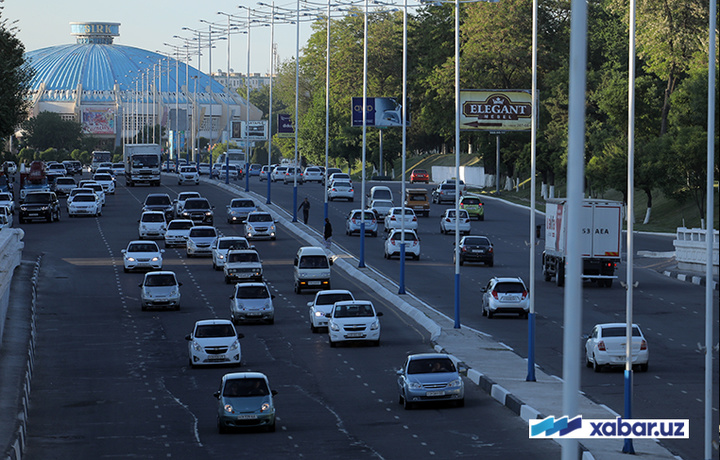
[661,269,718,291]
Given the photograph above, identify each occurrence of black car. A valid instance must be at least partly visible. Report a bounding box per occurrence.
[454,235,493,266]
[179,197,214,225]
[19,191,61,223]
[142,193,174,221]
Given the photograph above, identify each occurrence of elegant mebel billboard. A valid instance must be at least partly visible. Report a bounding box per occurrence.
[460,90,531,132]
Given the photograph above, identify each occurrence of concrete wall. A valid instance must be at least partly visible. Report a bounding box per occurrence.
[430,166,492,188]
[0,229,25,346]
[673,227,719,275]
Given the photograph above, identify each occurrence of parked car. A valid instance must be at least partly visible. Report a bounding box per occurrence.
[186,319,242,368]
[164,219,195,248]
[454,235,494,266]
[409,169,430,183]
[480,277,529,318]
[327,181,354,201]
[138,211,167,239]
[307,289,354,333]
[214,372,277,433]
[18,191,61,223]
[245,211,276,240]
[122,240,164,272]
[345,209,378,237]
[179,197,214,225]
[212,236,252,270]
[177,166,200,185]
[67,193,101,217]
[186,226,218,257]
[139,271,181,311]
[384,229,420,260]
[396,353,465,410]
[226,198,257,224]
[439,209,471,235]
[459,195,484,221]
[326,300,383,347]
[229,282,275,324]
[384,207,418,233]
[585,323,649,372]
[303,166,323,183]
[224,249,263,284]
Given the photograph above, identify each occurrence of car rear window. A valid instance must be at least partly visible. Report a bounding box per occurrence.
[464,237,490,246]
[462,198,481,205]
[408,193,426,201]
[495,282,526,293]
[601,326,641,337]
[373,189,392,200]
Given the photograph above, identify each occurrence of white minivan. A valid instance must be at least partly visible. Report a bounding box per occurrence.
[293,246,333,294]
[368,185,393,203]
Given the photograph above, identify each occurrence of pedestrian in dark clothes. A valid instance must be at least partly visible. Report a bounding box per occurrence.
[323,218,333,249]
[298,197,310,224]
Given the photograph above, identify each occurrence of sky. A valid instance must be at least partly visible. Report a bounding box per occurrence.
[2,0,321,75]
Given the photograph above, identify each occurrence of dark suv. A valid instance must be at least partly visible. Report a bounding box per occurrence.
[142,193,174,221]
[19,191,61,223]
[179,197,214,225]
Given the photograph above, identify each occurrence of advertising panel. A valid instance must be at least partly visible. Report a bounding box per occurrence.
[460,90,532,132]
[231,121,268,141]
[82,107,115,135]
[277,114,294,138]
[351,97,409,127]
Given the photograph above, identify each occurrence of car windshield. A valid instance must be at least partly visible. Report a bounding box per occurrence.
[235,285,270,299]
[495,282,526,293]
[408,194,426,202]
[57,178,75,185]
[141,214,165,222]
[333,304,374,318]
[219,239,249,250]
[228,252,259,263]
[94,174,112,181]
[223,378,269,397]
[168,221,193,230]
[231,200,254,208]
[407,358,456,374]
[316,293,353,306]
[128,243,158,252]
[195,324,235,338]
[464,237,490,246]
[190,228,216,238]
[24,194,52,204]
[184,199,210,210]
[132,155,159,168]
[332,182,351,188]
[601,326,642,338]
[180,167,196,173]
[247,214,272,223]
[299,255,329,269]
[145,195,171,206]
[145,274,177,287]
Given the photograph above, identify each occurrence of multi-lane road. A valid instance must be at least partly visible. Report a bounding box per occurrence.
[19,174,569,459]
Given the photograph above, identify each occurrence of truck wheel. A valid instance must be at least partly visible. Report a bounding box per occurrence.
[555,263,564,287]
[605,279,613,288]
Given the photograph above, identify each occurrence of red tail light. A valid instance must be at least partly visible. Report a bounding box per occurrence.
[390,216,396,221]
[351,218,356,224]
[390,238,395,245]
[521,290,528,299]
[445,218,451,222]
[491,290,498,300]
[598,341,606,351]
[640,340,647,350]
[461,246,467,253]
[349,188,354,192]
[412,216,417,222]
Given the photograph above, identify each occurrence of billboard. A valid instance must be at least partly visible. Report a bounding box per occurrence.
[231,121,268,141]
[277,114,294,138]
[351,97,409,127]
[81,107,115,135]
[460,90,532,132]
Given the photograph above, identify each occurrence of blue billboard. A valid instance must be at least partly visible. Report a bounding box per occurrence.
[351,97,409,127]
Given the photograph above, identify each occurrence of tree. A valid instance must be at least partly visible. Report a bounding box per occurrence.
[22,111,83,151]
[0,5,34,151]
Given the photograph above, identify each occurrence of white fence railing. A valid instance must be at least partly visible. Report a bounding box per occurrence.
[673,227,719,275]
[0,228,24,346]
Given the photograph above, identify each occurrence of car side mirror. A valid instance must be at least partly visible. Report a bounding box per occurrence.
[271,294,276,299]
[178,282,183,286]
[271,390,278,397]
[456,362,469,375]
[213,391,220,399]
[137,219,140,223]
[376,312,384,317]
[307,302,313,308]
[328,258,334,266]
[185,334,192,341]
[581,334,590,340]
[237,333,245,339]
[160,249,165,253]
[121,249,126,253]
[229,295,234,299]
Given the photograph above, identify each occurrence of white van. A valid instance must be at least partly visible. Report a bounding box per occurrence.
[293,246,333,293]
[368,185,393,203]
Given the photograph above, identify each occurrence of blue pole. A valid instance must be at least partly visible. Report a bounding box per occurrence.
[358,222,365,267]
[292,185,298,222]
[266,168,271,204]
[245,162,250,191]
[622,369,635,453]
[224,154,229,184]
[453,273,460,328]
[398,243,405,293]
[527,312,536,381]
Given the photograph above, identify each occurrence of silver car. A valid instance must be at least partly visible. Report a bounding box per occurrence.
[186,226,218,257]
[139,271,181,311]
[345,209,378,237]
[226,198,257,224]
[397,353,465,410]
[229,282,275,324]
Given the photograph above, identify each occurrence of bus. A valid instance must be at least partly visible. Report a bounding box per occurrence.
[90,151,112,174]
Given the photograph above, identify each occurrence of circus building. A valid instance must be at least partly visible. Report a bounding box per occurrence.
[24,22,262,157]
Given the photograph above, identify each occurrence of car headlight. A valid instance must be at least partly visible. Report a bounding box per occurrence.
[261,403,271,412]
[370,320,380,330]
[217,254,224,260]
[314,310,324,317]
[449,378,462,387]
[144,290,152,298]
[170,288,178,296]
[224,404,234,414]
[234,302,244,310]
[229,340,239,351]
[192,341,203,352]
[126,257,136,262]
[329,322,339,331]
[151,257,160,262]
[205,212,212,216]
[409,381,423,389]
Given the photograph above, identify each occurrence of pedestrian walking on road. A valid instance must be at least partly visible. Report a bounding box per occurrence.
[298,197,310,224]
[323,218,333,249]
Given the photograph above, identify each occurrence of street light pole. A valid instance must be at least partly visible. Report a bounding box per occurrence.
[292,0,300,223]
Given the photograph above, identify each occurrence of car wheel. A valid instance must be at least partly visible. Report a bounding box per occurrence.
[481,306,487,316]
[329,337,336,348]
[487,310,494,319]
[456,398,465,408]
[414,254,420,261]
[585,352,593,368]
[398,393,405,405]
[267,317,275,325]
[141,305,147,311]
[479,215,484,221]
[372,231,377,237]
[310,324,318,333]
[555,262,565,287]
[217,418,228,434]
[592,355,603,373]
[225,277,230,284]
[123,267,130,273]
[403,394,413,410]
[373,339,380,347]
[267,421,276,432]
[294,282,301,294]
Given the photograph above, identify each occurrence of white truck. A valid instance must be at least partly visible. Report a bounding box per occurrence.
[542,199,623,288]
[213,149,246,178]
[124,144,162,187]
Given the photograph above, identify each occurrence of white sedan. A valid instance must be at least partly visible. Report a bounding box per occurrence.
[67,193,101,217]
[439,209,471,235]
[307,289,355,332]
[585,323,649,372]
[122,240,164,272]
[369,199,394,219]
[327,181,354,201]
[384,229,420,260]
[384,207,418,233]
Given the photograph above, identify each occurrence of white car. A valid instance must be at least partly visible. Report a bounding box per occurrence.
[307,289,355,332]
[178,166,200,185]
[245,211,276,240]
[54,177,77,196]
[439,209,471,235]
[384,207,418,233]
[384,229,420,260]
[186,225,218,257]
[230,282,275,324]
[369,199,394,219]
[585,323,649,372]
[78,181,106,206]
[0,205,13,228]
[329,172,352,185]
[327,181,354,201]
[139,271,181,311]
[122,240,164,272]
[224,249,263,284]
[92,173,116,194]
[186,319,242,367]
[173,191,201,217]
[65,188,96,211]
[67,193,101,217]
[112,163,125,176]
[259,165,274,181]
[327,300,383,347]
[138,211,167,239]
[283,166,304,184]
[303,166,323,183]
[198,163,211,175]
[0,192,15,213]
[164,219,195,248]
[212,236,252,270]
[270,166,287,182]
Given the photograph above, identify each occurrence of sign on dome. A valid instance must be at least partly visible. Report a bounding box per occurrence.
[70,22,120,38]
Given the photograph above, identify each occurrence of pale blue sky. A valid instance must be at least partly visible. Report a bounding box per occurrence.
[3,0,320,75]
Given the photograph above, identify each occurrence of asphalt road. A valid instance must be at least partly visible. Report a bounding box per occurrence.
[18,174,562,459]
[240,175,719,460]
